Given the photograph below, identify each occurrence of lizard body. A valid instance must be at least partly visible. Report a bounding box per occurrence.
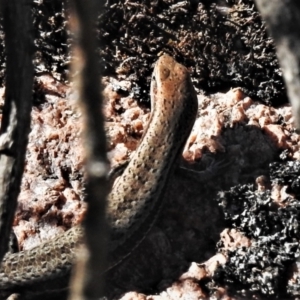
[0,54,198,296]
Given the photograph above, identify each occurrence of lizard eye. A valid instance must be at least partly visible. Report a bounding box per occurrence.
[160,67,170,81]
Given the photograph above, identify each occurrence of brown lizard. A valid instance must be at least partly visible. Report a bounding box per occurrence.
[0,53,198,297]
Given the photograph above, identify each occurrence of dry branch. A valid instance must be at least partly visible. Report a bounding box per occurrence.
[0,0,34,263]
[254,0,300,129]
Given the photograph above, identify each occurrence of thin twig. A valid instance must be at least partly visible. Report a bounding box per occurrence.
[68,0,110,299]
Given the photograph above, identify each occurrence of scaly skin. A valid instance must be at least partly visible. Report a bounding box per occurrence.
[0,54,198,296]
